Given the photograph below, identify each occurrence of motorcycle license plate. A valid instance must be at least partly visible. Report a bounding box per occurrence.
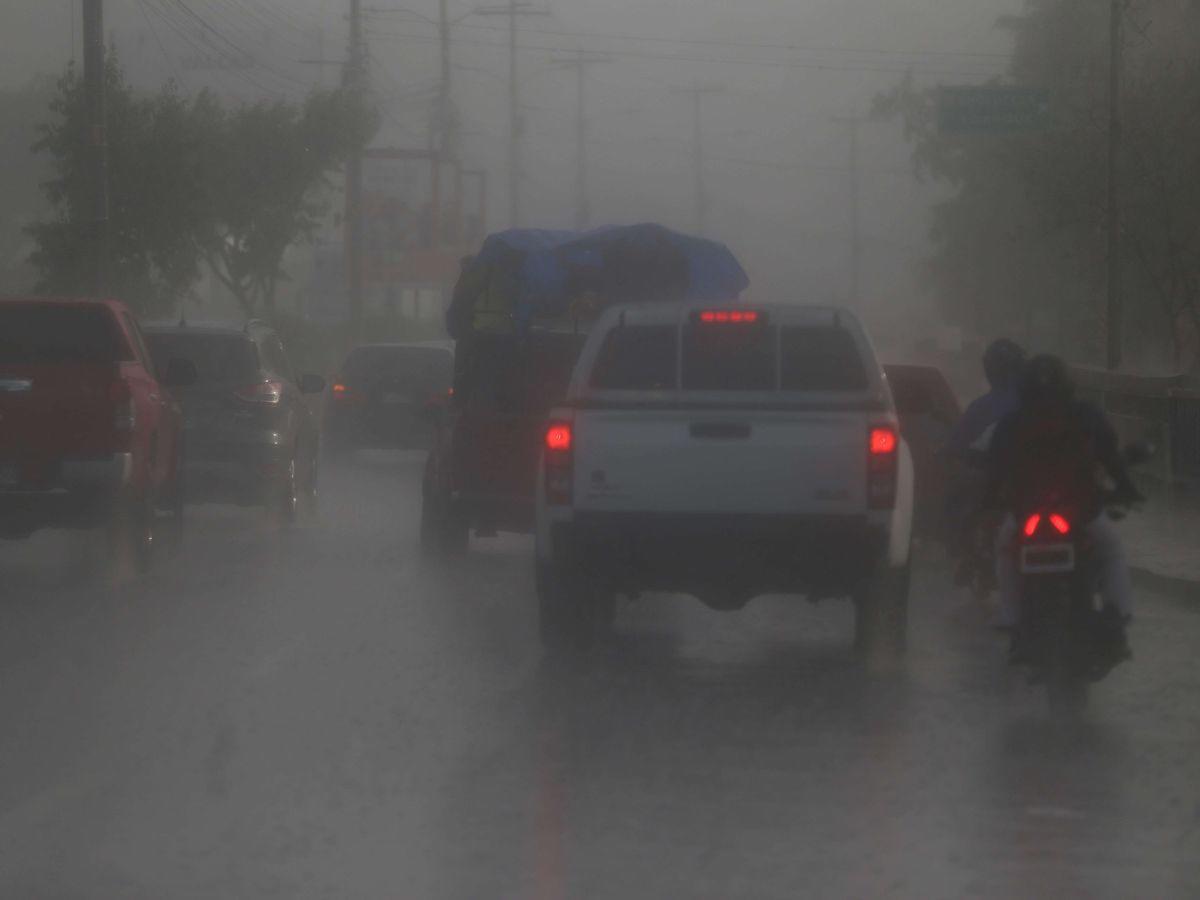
[1020,543,1075,574]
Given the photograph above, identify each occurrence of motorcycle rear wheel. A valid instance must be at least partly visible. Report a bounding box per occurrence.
[1045,673,1089,717]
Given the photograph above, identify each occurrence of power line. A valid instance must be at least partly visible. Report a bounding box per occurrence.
[365,29,1010,79]
[446,19,1013,63]
[202,0,313,54]
[168,0,315,92]
[136,0,183,82]
[143,0,290,97]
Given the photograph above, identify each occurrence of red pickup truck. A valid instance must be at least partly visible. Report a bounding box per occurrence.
[0,297,196,571]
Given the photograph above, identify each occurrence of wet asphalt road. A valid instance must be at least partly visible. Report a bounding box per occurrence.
[1,454,1198,899]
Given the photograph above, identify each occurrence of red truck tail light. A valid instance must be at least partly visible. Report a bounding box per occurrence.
[544,420,573,505]
[867,425,898,509]
[699,309,760,324]
[233,379,284,405]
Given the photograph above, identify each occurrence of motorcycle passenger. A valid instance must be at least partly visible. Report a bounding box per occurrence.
[986,355,1141,657]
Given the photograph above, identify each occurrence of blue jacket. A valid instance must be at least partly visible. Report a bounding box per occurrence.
[945,385,1021,461]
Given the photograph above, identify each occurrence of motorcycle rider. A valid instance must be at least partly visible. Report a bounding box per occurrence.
[946,338,1027,466]
[944,338,1027,583]
[986,354,1142,659]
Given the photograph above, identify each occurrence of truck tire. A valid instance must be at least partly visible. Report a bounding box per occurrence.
[420,491,468,556]
[109,489,157,577]
[302,445,320,517]
[1045,673,1089,718]
[276,454,300,524]
[853,561,910,658]
[160,470,185,556]
[537,562,611,654]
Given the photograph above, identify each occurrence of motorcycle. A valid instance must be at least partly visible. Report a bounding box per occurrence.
[1009,443,1150,714]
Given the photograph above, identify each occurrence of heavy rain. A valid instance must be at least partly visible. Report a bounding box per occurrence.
[1,1,1199,897]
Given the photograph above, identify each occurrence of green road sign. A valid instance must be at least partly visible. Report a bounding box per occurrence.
[937,86,1050,135]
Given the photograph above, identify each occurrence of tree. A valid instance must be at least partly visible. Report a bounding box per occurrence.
[0,77,56,293]
[29,58,378,320]
[877,0,1200,368]
[198,87,377,318]
[28,57,214,316]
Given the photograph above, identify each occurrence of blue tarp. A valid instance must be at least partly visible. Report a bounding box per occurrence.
[446,223,749,338]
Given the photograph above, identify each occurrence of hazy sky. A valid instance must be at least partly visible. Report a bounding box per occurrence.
[1,0,1023,330]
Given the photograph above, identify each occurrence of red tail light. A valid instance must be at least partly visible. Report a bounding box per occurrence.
[700,310,759,324]
[1023,514,1041,537]
[544,420,573,505]
[867,425,898,509]
[1049,513,1071,535]
[233,379,284,405]
[331,381,367,406]
[545,423,572,452]
[870,427,897,455]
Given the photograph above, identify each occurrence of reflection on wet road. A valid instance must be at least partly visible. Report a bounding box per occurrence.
[1,453,1197,898]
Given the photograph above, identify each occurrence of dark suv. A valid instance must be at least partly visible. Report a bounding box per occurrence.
[325,342,454,455]
[143,322,325,520]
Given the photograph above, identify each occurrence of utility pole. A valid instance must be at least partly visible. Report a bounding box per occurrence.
[552,50,612,230]
[344,0,366,340]
[474,2,548,228]
[1105,0,1124,370]
[675,82,723,236]
[832,114,864,305]
[82,0,108,296]
[438,0,452,156]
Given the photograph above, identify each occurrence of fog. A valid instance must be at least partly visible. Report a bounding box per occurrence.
[6,3,1200,898]
[1,0,1023,349]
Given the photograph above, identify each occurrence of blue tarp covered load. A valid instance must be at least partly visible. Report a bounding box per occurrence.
[446,223,750,339]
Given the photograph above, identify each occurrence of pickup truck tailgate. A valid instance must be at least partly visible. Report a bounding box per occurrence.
[572,408,867,515]
[0,363,117,460]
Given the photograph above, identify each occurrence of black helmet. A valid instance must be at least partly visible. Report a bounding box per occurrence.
[1019,354,1074,409]
[982,338,1027,389]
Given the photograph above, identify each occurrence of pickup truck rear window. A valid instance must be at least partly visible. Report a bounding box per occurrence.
[0,304,131,364]
[591,325,677,390]
[682,322,775,391]
[145,333,259,383]
[780,326,868,391]
[343,347,453,387]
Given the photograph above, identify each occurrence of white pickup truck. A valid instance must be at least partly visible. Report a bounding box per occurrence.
[534,302,914,653]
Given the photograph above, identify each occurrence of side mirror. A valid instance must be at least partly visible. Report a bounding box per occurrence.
[299,373,326,394]
[162,357,198,388]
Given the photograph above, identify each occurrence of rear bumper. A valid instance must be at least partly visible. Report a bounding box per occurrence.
[549,512,889,596]
[325,407,431,450]
[448,492,533,533]
[0,453,134,536]
[183,433,293,505]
